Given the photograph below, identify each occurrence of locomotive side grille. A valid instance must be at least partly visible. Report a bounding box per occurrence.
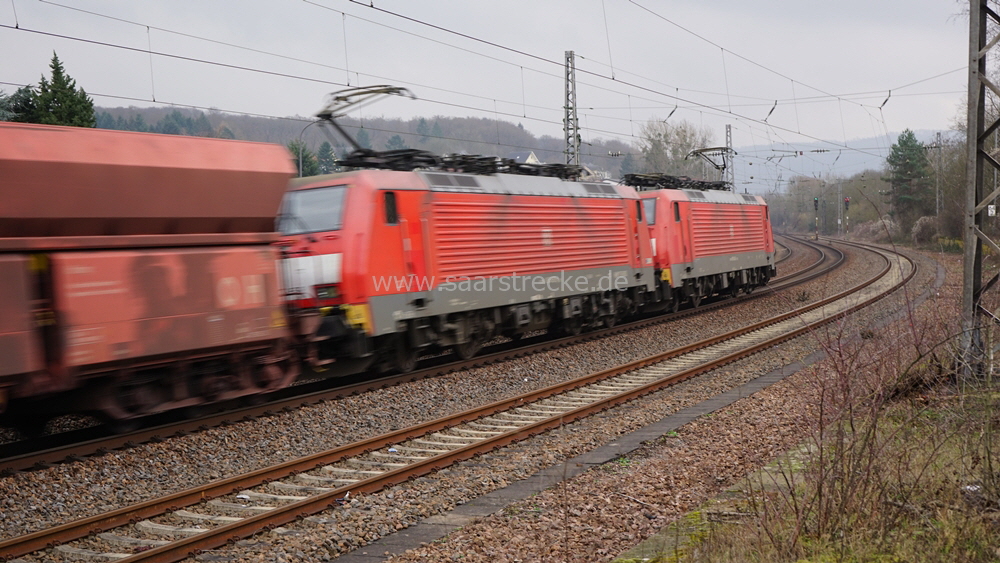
[688,204,768,256]
[431,198,631,277]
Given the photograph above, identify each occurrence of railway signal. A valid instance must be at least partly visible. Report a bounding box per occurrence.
[844,197,851,235]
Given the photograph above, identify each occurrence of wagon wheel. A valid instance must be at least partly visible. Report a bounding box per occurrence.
[454,336,483,360]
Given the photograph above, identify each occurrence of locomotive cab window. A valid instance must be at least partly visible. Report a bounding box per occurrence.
[384,191,398,224]
[277,185,347,235]
[673,202,681,222]
[642,198,656,225]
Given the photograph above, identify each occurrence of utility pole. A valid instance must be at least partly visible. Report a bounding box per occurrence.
[563,50,580,166]
[963,0,999,377]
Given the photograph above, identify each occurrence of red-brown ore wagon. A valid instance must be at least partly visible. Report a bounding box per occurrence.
[0,123,296,423]
[277,169,655,373]
[640,188,776,310]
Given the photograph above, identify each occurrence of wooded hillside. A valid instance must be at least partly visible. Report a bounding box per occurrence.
[95,106,636,179]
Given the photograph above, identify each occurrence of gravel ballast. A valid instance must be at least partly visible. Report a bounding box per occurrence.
[1,239,935,563]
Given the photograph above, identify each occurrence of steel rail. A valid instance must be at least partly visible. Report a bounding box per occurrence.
[0,241,906,562]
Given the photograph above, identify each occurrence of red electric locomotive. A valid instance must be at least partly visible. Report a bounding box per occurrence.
[634,176,776,312]
[277,160,656,373]
[0,123,297,424]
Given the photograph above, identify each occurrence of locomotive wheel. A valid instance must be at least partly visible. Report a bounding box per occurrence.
[670,293,681,313]
[690,292,702,308]
[394,337,418,373]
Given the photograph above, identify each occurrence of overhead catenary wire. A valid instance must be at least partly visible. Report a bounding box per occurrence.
[27,0,946,160]
[4,1,954,181]
[336,1,891,157]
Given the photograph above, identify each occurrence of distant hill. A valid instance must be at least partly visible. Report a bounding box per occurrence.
[95,106,635,179]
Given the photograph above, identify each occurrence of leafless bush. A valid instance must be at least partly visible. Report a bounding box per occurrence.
[851,218,900,243]
[911,216,939,246]
[724,284,996,561]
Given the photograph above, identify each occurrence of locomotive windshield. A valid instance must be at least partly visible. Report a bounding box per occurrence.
[642,198,656,225]
[278,185,347,234]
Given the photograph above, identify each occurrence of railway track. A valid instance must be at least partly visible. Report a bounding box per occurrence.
[0,235,826,474]
[0,240,911,563]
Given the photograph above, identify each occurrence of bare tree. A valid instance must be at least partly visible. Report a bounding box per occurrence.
[638,119,714,178]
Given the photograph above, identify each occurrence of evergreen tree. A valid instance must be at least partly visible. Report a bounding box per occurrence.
[416,118,430,142]
[127,114,148,132]
[431,121,443,138]
[885,129,933,231]
[619,152,638,178]
[0,86,38,123]
[287,140,320,176]
[191,112,213,136]
[385,134,408,151]
[317,141,337,174]
[95,111,116,129]
[155,110,192,135]
[216,126,236,139]
[0,90,9,121]
[32,53,96,127]
[355,128,372,150]
[157,120,181,135]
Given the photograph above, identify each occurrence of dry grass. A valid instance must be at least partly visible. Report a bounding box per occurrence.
[620,253,1000,563]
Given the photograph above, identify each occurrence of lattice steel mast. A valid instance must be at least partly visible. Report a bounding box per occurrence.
[564,50,580,166]
[725,124,734,187]
[964,0,996,376]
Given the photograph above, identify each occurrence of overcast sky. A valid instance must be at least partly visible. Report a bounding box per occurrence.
[0,1,969,190]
